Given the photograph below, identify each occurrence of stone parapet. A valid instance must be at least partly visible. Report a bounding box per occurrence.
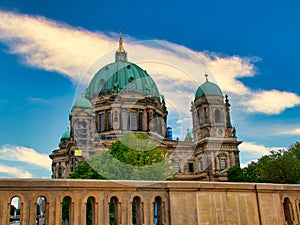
[0,179,299,225]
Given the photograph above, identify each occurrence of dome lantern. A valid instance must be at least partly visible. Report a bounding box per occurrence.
[115,29,127,62]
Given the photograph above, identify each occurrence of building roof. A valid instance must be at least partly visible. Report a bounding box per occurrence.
[85,61,160,99]
[195,80,223,98]
[61,129,70,140]
[73,97,93,109]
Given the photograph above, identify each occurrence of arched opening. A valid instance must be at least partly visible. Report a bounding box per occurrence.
[109,196,119,225]
[36,196,47,225]
[10,196,21,224]
[283,197,294,225]
[153,196,163,225]
[62,196,71,225]
[86,196,96,225]
[214,109,221,123]
[132,196,143,225]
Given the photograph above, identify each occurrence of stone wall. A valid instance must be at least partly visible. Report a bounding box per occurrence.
[0,179,299,225]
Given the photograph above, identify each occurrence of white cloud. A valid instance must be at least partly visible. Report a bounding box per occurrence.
[279,127,300,135]
[0,10,299,116]
[203,53,257,95]
[246,90,300,114]
[0,165,32,178]
[0,145,51,170]
[240,141,286,157]
[0,10,115,81]
[240,142,270,155]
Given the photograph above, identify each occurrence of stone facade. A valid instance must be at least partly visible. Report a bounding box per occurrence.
[0,179,299,225]
[49,34,241,181]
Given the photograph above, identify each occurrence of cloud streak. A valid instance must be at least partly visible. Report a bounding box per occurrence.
[0,10,299,116]
[246,90,300,114]
[0,165,32,178]
[0,145,51,170]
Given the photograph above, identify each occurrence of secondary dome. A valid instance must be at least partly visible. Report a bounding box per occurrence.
[195,79,223,99]
[73,97,93,109]
[61,129,70,140]
[85,61,160,99]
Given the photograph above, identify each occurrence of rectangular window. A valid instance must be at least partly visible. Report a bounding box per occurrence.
[199,161,203,172]
[138,112,143,130]
[122,111,127,130]
[173,161,180,172]
[130,112,137,130]
[100,114,105,132]
[107,112,111,130]
[220,158,227,170]
[188,163,194,173]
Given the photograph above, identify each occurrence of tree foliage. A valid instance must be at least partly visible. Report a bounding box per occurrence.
[69,132,174,180]
[228,142,300,184]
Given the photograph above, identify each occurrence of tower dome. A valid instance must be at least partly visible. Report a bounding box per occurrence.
[195,75,222,99]
[61,129,70,140]
[73,95,93,109]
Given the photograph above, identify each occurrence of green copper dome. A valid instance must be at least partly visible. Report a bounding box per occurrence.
[195,81,223,98]
[73,97,93,108]
[61,129,70,140]
[85,61,160,99]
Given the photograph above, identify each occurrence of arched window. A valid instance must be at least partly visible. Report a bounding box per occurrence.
[109,196,119,225]
[154,196,163,225]
[10,196,21,224]
[62,196,72,225]
[283,197,294,225]
[86,196,96,225]
[215,109,221,123]
[36,196,47,225]
[132,196,143,225]
[203,107,208,121]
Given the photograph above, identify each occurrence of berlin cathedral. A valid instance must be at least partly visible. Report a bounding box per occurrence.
[49,32,241,181]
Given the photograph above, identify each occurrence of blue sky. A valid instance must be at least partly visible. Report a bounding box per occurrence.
[1,0,300,178]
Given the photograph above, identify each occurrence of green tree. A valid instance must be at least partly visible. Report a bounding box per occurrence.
[227,165,245,182]
[69,132,174,180]
[228,142,300,184]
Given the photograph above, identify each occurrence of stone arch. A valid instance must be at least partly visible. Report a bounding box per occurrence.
[9,195,22,224]
[131,195,144,225]
[86,196,96,225]
[109,196,120,225]
[61,196,72,225]
[283,197,294,225]
[36,196,47,225]
[214,108,221,123]
[152,195,164,225]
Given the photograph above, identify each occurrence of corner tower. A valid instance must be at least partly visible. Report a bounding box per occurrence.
[191,75,241,181]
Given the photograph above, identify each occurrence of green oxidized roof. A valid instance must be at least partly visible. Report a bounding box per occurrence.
[73,97,93,108]
[195,81,223,98]
[85,61,160,99]
[61,129,70,140]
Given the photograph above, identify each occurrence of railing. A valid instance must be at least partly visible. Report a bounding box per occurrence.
[0,179,299,225]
